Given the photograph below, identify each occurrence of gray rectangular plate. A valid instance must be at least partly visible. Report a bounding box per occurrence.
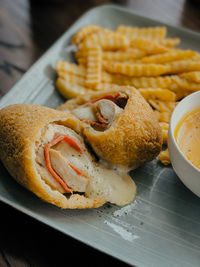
[0,5,200,267]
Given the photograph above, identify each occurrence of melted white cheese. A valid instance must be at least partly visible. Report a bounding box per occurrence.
[85,166,136,206]
[36,124,136,206]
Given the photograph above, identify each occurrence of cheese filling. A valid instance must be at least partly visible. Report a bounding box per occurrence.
[35,123,136,206]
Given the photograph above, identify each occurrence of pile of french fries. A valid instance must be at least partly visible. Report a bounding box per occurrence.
[55,24,200,165]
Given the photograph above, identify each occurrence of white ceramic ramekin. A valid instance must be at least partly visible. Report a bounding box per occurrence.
[168,91,200,197]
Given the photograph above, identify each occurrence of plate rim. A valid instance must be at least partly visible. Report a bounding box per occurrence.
[1,4,200,266]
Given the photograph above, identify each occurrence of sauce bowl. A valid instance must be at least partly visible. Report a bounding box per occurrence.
[168,91,200,197]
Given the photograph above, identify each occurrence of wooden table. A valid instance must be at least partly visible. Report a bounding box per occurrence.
[0,0,200,266]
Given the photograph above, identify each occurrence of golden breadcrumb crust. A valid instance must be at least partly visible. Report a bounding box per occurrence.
[58,87,163,169]
[0,104,105,209]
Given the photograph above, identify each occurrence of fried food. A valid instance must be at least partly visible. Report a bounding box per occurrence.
[138,88,175,101]
[56,61,86,77]
[130,38,169,54]
[0,104,136,208]
[102,49,146,61]
[179,71,200,82]
[141,50,197,64]
[85,46,102,88]
[103,61,169,77]
[166,60,200,74]
[58,87,162,169]
[159,122,169,144]
[56,78,93,98]
[161,38,180,47]
[58,72,85,86]
[71,25,103,45]
[158,149,170,165]
[55,24,200,166]
[79,30,129,50]
[116,25,167,40]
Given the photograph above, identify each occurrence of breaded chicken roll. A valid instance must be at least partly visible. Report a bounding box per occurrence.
[58,86,163,169]
[0,104,136,209]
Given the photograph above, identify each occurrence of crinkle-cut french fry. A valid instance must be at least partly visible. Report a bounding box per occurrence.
[168,82,191,100]
[160,100,177,112]
[166,60,200,74]
[75,49,146,64]
[101,72,132,85]
[130,38,169,54]
[71,25,102,45]
[116,25,167,40]
[85,46,102,88]
[138,88,176,101]
[141,50,197,64]
[76,57,87,66]
[175,89,193,100]
[76,48,146,59]
[148,99,176,112]
[101,71,114,83]
[103,61,169,77]
[159,112,172,123]
[128,76,174,88]
[57,72,85,86]
[161,38,180,47]
[102,73,139,86]
[159,122,169,144]
[124,59,145,64]
[167,79,196,100]
[75,48,92,59]
[158,149,171,165]
[56,60,86,77]
[171,76,200,91]
[191,54,200,61]
[56,24,200,119]
[147,99,176,124]
[95,83,122,91]
[148,99,160,110]
[75,50,87,61]
[159,122,169,131]
[56,78,93,99]
[101,72,174,88]
[79,31,129,50]
[81,71,117,85]
[179,71,200,83]
[102,49,146,61]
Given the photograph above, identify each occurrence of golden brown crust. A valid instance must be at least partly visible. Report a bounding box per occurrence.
[0,104,105,209]
[58,87,163,168]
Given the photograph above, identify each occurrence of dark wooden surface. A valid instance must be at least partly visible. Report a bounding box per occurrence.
[0,0,200,266]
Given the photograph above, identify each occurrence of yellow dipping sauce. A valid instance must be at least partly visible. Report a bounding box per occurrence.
[174,107,200,170]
